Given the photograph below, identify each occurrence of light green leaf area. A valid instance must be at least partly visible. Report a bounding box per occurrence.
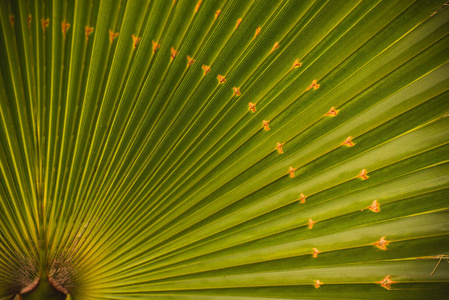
[0,0,448,299]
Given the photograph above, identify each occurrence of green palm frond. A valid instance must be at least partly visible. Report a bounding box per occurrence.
[1,0,449,299]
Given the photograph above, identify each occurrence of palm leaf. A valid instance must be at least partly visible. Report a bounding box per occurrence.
[1,0,448,299]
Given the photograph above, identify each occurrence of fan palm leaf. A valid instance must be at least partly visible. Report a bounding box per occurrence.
[0,0,448,299]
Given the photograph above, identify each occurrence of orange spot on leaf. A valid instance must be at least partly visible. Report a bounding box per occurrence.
[270,42,280,54]
[367,200,380,213]
[171,47,178,60]
[248,102,256,113]
[307,79,320,90]
[109,30,119,42]
[262,120,270,130]
[215,10,221,19]
[27,15,32,29]
[41,19,49,32]
[377,275,395,290]
[85,26,94,41]
[233,87,241,96]
[254,26,261,39]
[299,193,307,204]
[132,34,141,49]
[202,65,211,75]
[342,136,355,147]
[356,169,369,180]
[187,55,195,67]
[291,59,302,70]
[235,18,242,29]
[312,248,321,258]
[217,74,226,84]
[288,166,297,178]
[61,21,70,36]
[374,236,389,250]
[308,219,316,229]
[152,41,161,53]
[276,142,284,154]
[314,280,323,288]
[194,0,202,13]
[9,15,14,26]
[326,107,338,116]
